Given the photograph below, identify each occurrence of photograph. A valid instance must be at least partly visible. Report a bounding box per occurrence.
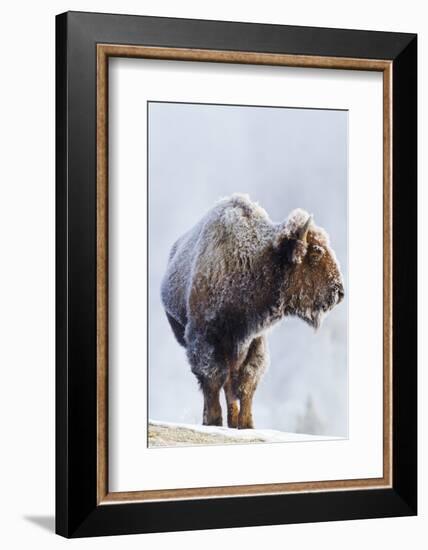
[148,101,348,448]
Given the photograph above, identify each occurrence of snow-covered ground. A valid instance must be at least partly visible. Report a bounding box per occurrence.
[148,419,342,448]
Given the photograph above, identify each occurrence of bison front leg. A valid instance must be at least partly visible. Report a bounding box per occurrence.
[224,378,239,428]
[201,378,224,426]
[235,336,268,429]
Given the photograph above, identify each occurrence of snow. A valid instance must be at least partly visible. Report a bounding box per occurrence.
[149,419,341,447]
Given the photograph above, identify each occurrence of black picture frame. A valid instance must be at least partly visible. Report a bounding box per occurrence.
[56,11,417,538]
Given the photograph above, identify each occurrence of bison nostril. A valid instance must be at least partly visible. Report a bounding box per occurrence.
[338,287,345,303]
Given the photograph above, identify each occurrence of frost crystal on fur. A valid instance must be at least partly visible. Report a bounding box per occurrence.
[161,194,345,429]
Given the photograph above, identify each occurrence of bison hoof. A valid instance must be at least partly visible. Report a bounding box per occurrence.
[238,418,254,429]
[203,416,223,427]
[227,415,239,429]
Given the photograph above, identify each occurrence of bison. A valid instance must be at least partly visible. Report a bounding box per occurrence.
[161,194,344,429]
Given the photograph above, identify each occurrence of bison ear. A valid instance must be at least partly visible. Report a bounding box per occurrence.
[274,212,312,265]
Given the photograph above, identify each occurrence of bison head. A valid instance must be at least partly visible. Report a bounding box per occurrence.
[274,209,345,329]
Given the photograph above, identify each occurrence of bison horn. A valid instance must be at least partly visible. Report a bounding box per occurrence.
[298,214,312,243]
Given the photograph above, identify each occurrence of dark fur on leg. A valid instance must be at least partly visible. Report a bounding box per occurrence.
[233,337,268,429]
[224,378,239,428]
[187,329,228,427]
[200,377,225,426]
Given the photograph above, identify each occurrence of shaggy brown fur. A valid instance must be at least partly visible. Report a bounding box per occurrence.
[161,194,344,428]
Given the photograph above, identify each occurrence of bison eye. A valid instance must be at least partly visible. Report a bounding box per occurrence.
[309,244,325,264]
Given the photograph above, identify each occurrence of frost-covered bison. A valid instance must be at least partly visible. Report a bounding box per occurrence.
[161,194,344,429]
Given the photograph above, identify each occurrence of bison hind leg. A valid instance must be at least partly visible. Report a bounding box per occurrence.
[196,371,226,427]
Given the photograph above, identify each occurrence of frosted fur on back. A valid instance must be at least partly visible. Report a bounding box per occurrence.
[161,194,274,325]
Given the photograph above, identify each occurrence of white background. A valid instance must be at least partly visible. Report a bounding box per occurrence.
[109,60,383,491]
[0,0,425,548]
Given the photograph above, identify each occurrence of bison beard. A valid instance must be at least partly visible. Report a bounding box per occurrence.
[161,194,344,429]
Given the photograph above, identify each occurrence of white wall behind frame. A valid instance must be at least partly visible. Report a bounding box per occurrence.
[0,1,424,549]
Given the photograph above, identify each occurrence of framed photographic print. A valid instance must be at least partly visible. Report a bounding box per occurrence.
[56,11,417,538]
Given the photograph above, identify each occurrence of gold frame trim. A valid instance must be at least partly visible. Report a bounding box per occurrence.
[96,44,393,505]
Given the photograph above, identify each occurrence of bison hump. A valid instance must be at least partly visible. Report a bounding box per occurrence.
[187,195,273,322]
